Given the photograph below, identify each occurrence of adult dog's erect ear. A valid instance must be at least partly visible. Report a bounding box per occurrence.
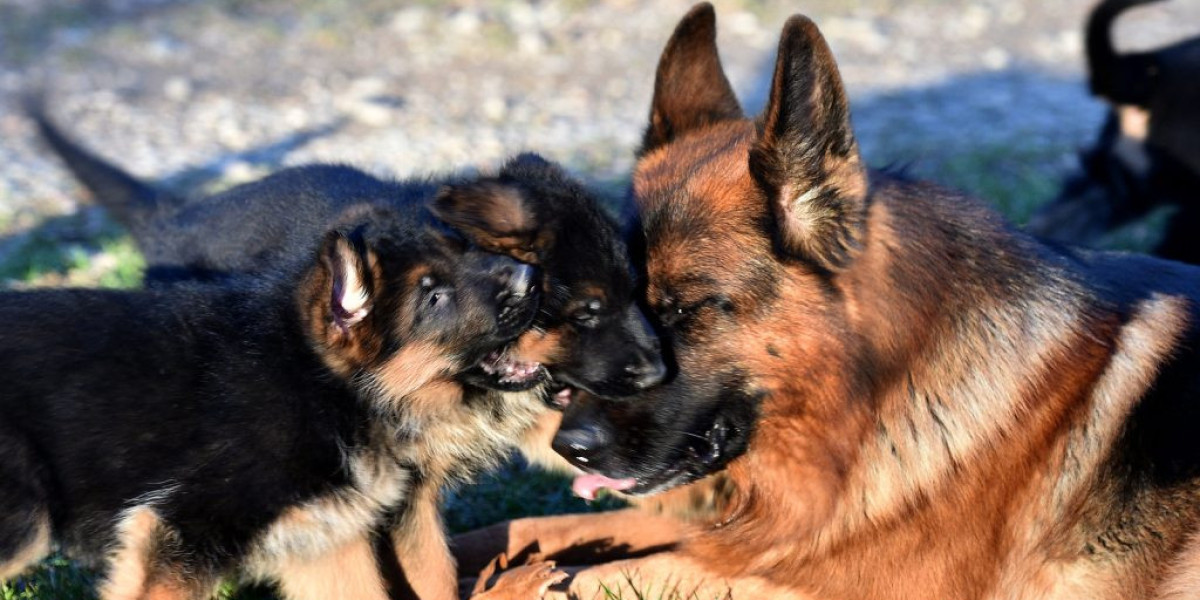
[749,15,868,272]
[640,2,743,157]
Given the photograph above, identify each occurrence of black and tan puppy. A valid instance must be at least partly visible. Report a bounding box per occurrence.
[1027,0,1200,262]
[0,200,555,599]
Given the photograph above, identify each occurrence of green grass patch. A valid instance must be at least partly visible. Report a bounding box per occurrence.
[0,215,144,289]
[870,140,1069,226]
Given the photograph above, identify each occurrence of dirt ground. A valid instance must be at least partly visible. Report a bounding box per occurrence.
[0,0,1198,262]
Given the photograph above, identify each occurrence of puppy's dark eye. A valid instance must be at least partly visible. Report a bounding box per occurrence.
[418,276,454,312]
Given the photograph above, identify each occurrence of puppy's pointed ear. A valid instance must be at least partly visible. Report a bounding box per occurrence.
[640,2,743,156]
[320,229,375,336]
[431,180,548,265]
[749,15,868,271]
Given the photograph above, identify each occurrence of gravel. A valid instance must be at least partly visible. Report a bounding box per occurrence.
[1,0,1198,243]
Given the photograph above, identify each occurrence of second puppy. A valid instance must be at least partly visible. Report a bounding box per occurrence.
[0,204,552,600]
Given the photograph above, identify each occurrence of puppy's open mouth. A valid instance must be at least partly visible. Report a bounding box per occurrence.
[478,347,545,386]
[455,342,550,392]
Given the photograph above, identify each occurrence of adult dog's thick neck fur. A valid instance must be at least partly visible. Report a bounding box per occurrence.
[555,5,1200,598]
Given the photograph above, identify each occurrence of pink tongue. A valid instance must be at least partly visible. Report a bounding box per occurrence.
[572,474,637,501]
[553,388,572,407]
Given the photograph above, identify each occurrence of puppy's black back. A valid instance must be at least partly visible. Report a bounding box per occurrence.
[142,166,439,283]
[0,284,361,564]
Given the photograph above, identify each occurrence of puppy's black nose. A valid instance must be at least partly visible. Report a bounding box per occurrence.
[624,352,667,390]
[495,262,538,305]
[551,422,612,466]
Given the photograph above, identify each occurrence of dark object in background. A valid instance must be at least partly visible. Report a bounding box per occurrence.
[1026,0,1200,263]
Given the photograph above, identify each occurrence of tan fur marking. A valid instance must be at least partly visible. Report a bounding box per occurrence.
[399,385,546,486]
[516,410,575,473]
[1118,104,1151,142]
[274,535,388,600]
[369,342,456,407]
[1051,294,1187,515]
[139,580,193,600]
[510,328,566,366]
[477,185,533,234]
[0,513,51,580]
[246,443,409,577]
[1114,104,1152,175]
[1156,531,1200,599]
[99,507,165,600]
[393,486,457,600]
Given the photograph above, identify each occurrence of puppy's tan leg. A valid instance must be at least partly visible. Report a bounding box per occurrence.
[548,553,813,600]
[0,511,51,580]
[451,509,685,575]
[275,535,388,600]
[393,486,457,600]
[98,507,211,600]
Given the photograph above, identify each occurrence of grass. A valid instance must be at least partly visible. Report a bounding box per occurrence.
[0,212,144,290]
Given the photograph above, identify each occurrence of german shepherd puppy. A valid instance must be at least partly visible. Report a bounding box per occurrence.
[460,5,1200,598]
[1027,0,1200,263]
[29,113,665,400]
[0,203,552,599]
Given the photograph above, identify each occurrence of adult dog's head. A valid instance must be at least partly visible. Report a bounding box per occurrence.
[553,4,878,503]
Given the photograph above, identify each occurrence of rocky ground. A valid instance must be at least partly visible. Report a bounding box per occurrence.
[1,0,1198,284]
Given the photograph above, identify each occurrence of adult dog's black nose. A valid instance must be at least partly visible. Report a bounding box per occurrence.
[551,421,612,466]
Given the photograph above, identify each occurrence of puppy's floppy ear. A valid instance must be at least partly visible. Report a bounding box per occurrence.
[640,2,743,157]
[320,228,375,336]
[432,180,548,265]
[749,15,868,272]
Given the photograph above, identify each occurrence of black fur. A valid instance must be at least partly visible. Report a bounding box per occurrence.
[437,154,665,398]
[0,207,539,587]
[30,114,664,399]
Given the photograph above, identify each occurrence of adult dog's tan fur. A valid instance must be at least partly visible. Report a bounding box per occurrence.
[456,5,1200,599]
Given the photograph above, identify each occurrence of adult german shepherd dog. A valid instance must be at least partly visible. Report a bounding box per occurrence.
[463,5,1200,598]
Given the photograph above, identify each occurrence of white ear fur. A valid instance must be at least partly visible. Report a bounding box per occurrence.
[328,234,372,329]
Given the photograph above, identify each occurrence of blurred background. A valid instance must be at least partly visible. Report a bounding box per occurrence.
[1,0,1198,287]
[0,0,1198,597]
